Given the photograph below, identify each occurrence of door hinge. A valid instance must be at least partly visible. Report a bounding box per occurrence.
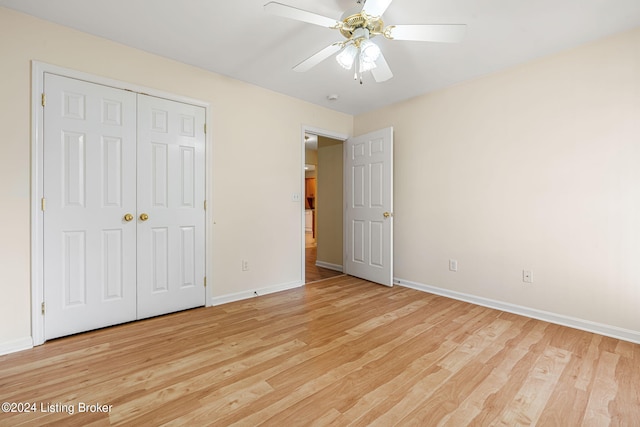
[204,277,207,288]
[41,197,46,211]
[41,93,46,107]
[204,123,206,134]
[41,302,45,315]
[204,200,207,210]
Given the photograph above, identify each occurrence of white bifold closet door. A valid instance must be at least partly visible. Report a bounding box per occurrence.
[43,74,205,340]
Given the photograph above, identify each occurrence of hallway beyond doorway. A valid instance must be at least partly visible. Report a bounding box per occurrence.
[305,246,343,283]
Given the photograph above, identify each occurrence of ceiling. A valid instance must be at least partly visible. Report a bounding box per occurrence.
[2,0,640,115]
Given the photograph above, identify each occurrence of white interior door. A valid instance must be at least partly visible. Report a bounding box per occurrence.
[42,74,207,339]
[43,73,138,339]
[344,127,394,286]
[136,95,206,319]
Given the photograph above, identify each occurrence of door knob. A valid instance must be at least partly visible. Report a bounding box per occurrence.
[383,212,393,218]
[123,213,134,222]
[139,213,149,221]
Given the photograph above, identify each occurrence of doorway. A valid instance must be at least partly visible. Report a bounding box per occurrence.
[302,128,347,283]
[301,126,395,287]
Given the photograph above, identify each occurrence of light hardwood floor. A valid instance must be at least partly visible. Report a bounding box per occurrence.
[305,246,343,283]
[1,276,638,426]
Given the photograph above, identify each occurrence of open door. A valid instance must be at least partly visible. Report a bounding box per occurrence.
[344,127,393,286]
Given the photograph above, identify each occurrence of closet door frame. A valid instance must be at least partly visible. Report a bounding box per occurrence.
[30,61,212,346]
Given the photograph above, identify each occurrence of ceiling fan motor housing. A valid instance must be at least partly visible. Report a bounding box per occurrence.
[339,9,385,39]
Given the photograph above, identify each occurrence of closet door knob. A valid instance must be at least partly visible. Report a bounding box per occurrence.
[139,213,149,221]
[123,213,134,222]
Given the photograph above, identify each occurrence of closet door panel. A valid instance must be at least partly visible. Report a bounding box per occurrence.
[136,95,206,319]
[43,74,137,340]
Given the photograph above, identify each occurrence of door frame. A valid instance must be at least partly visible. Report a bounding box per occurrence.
[300,126,348,284]
[30,61,212,346]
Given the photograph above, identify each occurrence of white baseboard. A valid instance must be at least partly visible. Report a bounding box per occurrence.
[395,277,640,345]
[315,261,343,272]
[209,280,303,307]
[0,336,33,356]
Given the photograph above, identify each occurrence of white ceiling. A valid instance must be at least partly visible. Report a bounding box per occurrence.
[2,0,640,115]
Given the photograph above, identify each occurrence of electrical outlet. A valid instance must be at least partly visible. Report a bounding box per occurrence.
[449,259,458,272]
[242,260,249,271]
[523,270,533,283]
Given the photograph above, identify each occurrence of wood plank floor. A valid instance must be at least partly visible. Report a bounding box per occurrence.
[305,246,343,283]
[1,276,639,426]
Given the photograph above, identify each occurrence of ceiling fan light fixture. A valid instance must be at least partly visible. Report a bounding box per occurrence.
[336,44,358,70]
[360,39,381,63]
[359,54,378,72]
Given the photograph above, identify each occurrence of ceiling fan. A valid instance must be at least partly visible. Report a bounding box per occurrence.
[264,0,466,83]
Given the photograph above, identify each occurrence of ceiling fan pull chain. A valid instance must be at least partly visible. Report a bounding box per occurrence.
[357,51,364,84]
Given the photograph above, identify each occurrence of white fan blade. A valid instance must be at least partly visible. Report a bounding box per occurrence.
[387,24,467,43]
[362,0,394,18]
[293,43,342,72]
[264,2,339,28]
[371,52,393,82]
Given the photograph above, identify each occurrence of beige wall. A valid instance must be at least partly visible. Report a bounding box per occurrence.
[305,147,318,166]
[316,137,343,266]
[355,27,640,334]
[0,7,353,348]
[305,147,317,178]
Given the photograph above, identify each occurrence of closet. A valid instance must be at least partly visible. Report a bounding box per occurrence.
[42,73,206,340]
